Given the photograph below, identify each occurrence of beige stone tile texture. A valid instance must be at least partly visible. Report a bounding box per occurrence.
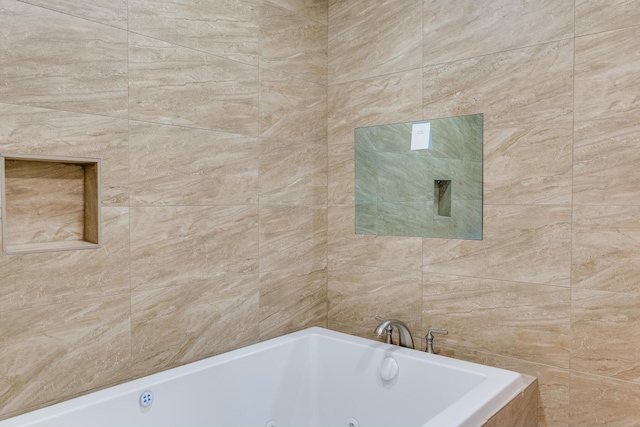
[130,206,259,292]
[260,1,327,85]
[328,0,422,85]
[259,266,327,340]
[422,0,574,66]
[0,295,131,416]
[131,275,259,377]
[575,25,640,121]
[572,205,640,294]
[423,205,572,286]
[259,137,327,206]
[20,0,128,29]
[129,121,259,206]
[423,274,570,368]
[0,1,128,117]
[128,34,259,135]
[328,263,422,342]
[128,0,260,66]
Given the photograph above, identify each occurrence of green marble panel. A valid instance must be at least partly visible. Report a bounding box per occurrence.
[354,113,483,240]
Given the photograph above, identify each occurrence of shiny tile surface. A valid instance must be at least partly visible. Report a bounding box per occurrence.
[129,0,260,65]
[573,117,640,205]
[259,266,327,340]
[0,1,330,420]
[328,205,422,271]
[259,205,327,273]
[328,0,422,84]
[0,104,129,206]
[423,0,574,65]
[423,39,574,127]
[570,372,640,426]
[0,208,130,311]
[424,274,570,368]
[575,0,640,36]
[130,122,258,206]
[572,206,640,294]
[484,123,573,205]
[571,289,640,382]
[423,205,572,286]
[0,295,131,417]
[259,137,327,206]
[260,69,327,141]
[267,0,327,23]
[21,0,128,29]
[129,34,259,135]
[260,2,327,85]
[328,262,422,339]
[575,25,640,121]
[0,1,128,117]
[130,206,259,292]
[131,276,259,376]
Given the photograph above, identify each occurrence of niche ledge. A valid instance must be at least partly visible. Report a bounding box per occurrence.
[1,153,101,255]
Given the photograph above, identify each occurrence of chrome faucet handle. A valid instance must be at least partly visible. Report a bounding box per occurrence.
[425,329,448,353]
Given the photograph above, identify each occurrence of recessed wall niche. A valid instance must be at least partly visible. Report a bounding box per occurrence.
[1,154,101,255]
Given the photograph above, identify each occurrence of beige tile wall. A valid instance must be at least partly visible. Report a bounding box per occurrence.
[0,0,327,419]
[327,0,640,425]
[2,0,640,425]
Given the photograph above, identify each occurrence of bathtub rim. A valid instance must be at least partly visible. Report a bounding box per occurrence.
[0,327,527,427]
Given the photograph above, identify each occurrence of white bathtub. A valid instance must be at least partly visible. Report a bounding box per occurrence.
[0,327,526,427]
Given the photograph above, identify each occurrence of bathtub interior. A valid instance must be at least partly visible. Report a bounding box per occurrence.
[1,328,525,427]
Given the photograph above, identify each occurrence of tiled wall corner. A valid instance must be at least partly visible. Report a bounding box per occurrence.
[327,0,640,425]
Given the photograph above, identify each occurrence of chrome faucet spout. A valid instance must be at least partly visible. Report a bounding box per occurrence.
[374,318,415,349]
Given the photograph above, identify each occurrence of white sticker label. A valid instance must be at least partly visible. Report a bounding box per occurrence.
[410,122,431,150]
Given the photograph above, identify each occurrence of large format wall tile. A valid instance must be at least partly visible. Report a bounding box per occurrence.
[438,347,570,427]
[424,39,573,127]
[328,262,422,340]
[20,0,128,29]
[0,103,129,206]
[259,137,327,206]
[0,295,131,417]
[266,0,327,24]
[570,371,640,426]
[129,0,260,66]
[129,34,259,135]
[131,275,259,377]
[572,206,640,294]
[327,142,354,205]
[259,205,327,274]
[130,122,258,206]
[259,266,327,340]
[0,1,127,117]
[575,25,640,121]
[260,69,327,141]
[328,70,422,204]
[423,205,572,286]
[484,123,573,205]
[0,208,129,311]
[422,0,574,66]
[260,2,327,85]
[573,117,640,205]
[130,206,259,292]
[572,289,640,382]
[328,0,422,84]
[328,204,422,271]
[328,69,422,147]
[424,274,570,368]
[575,0,640,36]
